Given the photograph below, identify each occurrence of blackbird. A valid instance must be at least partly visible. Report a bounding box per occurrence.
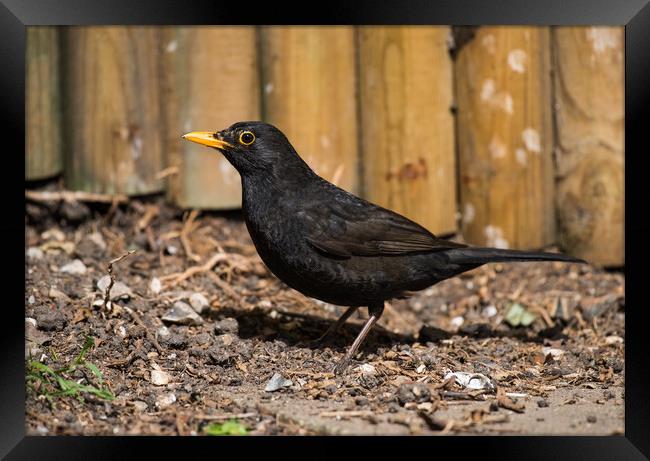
[183,121,585,374]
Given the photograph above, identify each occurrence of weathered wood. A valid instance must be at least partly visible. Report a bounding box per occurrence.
[162,26,259,209]
[261,27,358,193]
[358,26,457,235]
[63,27,165,195]
[455,27,555,249]
[26,27,62,180]
[553,27,624,266]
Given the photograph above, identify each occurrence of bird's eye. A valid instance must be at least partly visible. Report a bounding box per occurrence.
[239,131,255,146]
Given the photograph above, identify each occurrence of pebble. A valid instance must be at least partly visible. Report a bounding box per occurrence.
[537,399,549,408]
[482,305,498,318]
[265,372,293,392]
[160,333,188,350]
[450,316,465,328]
[155,393,176,409]
[396,383,431,405]
[189,293,210,314]
[132,399,148,411]
[150,277,162,294]
[162,301,203,326]
[587,415,597,423]
[88,232,107,250]
[156,325,171,340]
[97,275,132,300]
[444,371,495,391]
[150,369,171,386]
[60,259,87,275]
[34,307,67,331]
[28,295,36,305]
[214,317,239,335]
[27,247,44,261]
[605,335,624,345]
[355,363,377,376]
[541,347,564,360]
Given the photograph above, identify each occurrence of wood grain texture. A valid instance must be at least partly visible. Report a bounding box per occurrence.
[261,27,359,193]
[455,27,555,249]
[358,26,457,236]
[553,27,624,266]
[26,27,62,180]
[64,27,165,195]
[162,27,260,209]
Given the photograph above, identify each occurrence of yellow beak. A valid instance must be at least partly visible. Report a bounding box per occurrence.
[182,131,234,149]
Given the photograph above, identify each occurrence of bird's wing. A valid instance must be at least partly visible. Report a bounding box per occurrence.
[297,199,467,259]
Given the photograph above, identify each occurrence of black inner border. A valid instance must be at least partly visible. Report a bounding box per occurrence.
[5,0,649,459]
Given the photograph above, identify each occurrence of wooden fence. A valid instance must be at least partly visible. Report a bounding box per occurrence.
[25,26,624,267]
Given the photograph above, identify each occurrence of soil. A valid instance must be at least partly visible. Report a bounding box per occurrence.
[25,194,625,436]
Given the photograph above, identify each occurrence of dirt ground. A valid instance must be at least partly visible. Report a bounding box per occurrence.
[25,193,625,436]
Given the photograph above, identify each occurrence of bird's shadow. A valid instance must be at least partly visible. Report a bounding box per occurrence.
[208,306,565,355]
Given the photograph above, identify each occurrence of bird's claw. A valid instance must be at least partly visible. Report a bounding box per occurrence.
[333,357,352,376]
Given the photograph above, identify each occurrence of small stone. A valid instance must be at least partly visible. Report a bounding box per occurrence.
[60,259,87,275]
[587,415,597,423]
[34,307,67,331]
[215,333,235,347]
[166,245,178,255]
[605,335,623,345]
[356,363,377,376]
[28,295,36,305]
[150,369,171,386]
[214,317,239,335]
[537,399,549,408]
[541,347,564,360]
[189,293,210,314]
[35,425,49,435]
[265,372,293,392]
[450,316,464,328]
[150,277,162,294]
[88,232,107,250]
[97,275,132,300]
[133,401,148,412]
[155,393,176,409]
[162,301,203,326]
[160,333,188,350]
[482,305,498,318]
[396,383,431,406]
[156,325,170,340]
[416,363,426,374]
[42,228,65,242]
[27,247,44,261]
[208,347,235,366]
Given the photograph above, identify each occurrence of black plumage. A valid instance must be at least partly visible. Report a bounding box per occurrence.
[183,121,584,374]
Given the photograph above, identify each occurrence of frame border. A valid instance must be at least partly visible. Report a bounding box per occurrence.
[6,0,649,458]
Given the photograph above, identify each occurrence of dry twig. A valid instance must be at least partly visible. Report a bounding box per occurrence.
[180,210,201,262]
[102,250,136,312]
[26,189,128,204]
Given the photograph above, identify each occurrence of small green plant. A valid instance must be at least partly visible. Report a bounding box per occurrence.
[26,335,115,407]
[204,419,249,436]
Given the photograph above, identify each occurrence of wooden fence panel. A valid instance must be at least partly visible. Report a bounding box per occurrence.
[456,27,555,249]
[553,27,624,266]
[63,27,165,195]
[162,26,259,209]
[261,26,359,193]
[358,26,457,235]
[26,27,62,180]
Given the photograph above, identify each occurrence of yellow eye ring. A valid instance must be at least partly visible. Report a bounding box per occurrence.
[239,131,255,146]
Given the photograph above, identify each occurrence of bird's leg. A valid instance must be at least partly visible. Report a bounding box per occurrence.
[333,302,384,375]
[310,306,359,345]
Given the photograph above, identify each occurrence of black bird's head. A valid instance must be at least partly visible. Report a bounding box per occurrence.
[182,121,312,179]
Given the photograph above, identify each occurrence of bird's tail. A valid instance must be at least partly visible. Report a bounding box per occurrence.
[446,247,586,265]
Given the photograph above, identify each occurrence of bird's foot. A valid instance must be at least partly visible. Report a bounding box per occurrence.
[333,357,353,376]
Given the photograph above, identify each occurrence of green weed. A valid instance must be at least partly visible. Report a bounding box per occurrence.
[204,419,249,436]
[26,335,115,407]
